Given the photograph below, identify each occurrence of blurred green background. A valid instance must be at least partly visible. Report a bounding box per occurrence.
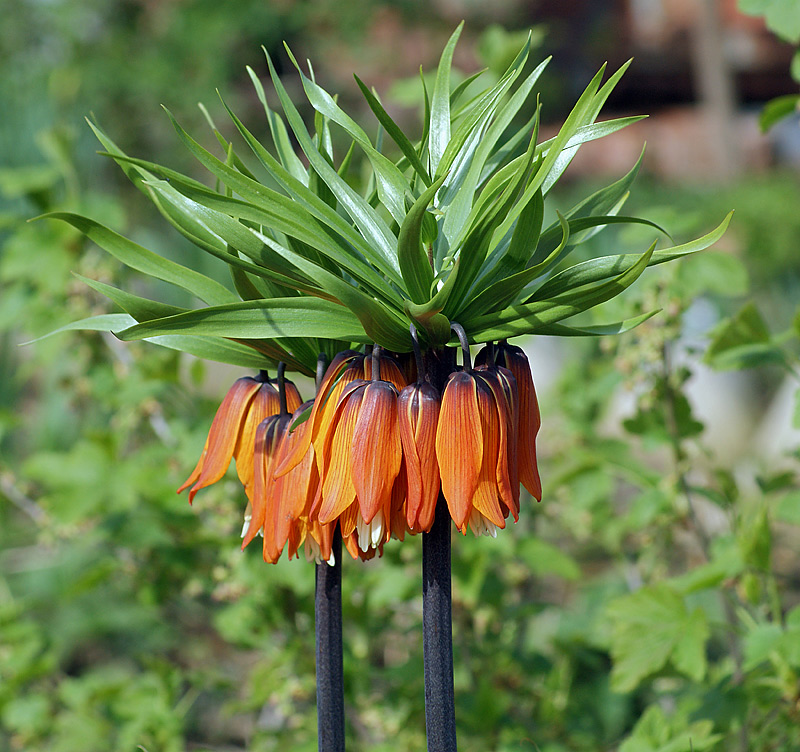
[2,2,800,751]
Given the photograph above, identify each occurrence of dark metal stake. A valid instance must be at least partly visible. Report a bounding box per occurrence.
[316,528,344,752]
[422,493,458,752]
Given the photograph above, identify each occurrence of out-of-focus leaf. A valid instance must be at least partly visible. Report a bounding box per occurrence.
[775,490,800,525]
[673,250,749,298]
[704,302,788,371]
[759,94,800,132]
[739,0,800,43]
[619,705,722,752]
[517,539,580,580]
[606,584,709,692]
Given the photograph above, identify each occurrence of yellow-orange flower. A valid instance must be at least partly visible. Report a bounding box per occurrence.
[177,373,301,503]
[308,349,407,557]
[398,380,440,533]
[491,342,541,501]
[241,398,331,563]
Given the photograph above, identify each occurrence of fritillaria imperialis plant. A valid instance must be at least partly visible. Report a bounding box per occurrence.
[42,24,730,752]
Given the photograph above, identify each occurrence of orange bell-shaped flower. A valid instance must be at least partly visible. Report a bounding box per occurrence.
[312,348,405,556]
[177,371,301,503]
[493,341,541,501]
[398,380,441,532]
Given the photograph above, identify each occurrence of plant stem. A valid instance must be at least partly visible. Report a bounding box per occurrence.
[316,528,345,752]
[422,493,458,752]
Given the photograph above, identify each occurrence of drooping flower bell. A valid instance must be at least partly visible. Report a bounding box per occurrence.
[397,327,441,534]
[435,326,529,536]
[488,341,542,501]
[177,370,301,503]
[304,347,408,557]
[241,358,328,564]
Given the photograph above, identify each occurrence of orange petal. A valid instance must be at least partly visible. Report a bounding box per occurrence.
[305,518,335,563]
[233,381,280,499]
[317,386,364,524]
[496,365,521,519]
[260,414,292,563]
[283,379,303,413]
[338,500,360,538]
[177,435,209,499]
[436,371,482,529]
[477,367,519,521]
[270,409,315,558]
[242,416,274,549]
[378,354,408,391]
[398,382,440,532]
[387,458,408,542]
[274,351,362,477]
[310,364,366,474]
[469,377,506,529]
[499,344,541,500]
[350,381,402,524]
[181,377,261,502]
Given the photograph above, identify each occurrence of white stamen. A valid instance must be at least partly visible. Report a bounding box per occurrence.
[371,509,385,547]
[467,508,498,538]
[356,509,385,552]
[303,535,336,566]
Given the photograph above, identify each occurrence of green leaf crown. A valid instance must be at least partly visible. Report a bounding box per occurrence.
[41,24,731,375]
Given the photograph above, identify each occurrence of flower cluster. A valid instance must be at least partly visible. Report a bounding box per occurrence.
[179,337,541,564]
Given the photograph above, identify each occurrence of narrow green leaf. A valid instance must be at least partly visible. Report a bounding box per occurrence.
[533,214,668,269]
[397,175,446,303]
[23,314,137,345]
[159,110,405,295]
[530,212,732,302]
[467,242,656,340]
[75,274,186,321]
[429,23,463,175]
[116,298,369,342]
[263,52,403,284]
[142,179,328,296]
[461,211,568,319]
[147,335,276,369]
[495,185,544,273]
[449,68,488,109]
[38,212,237,306]
[246,66,308,182]
[493,63,608,239]
[144,172,401,305]
[354,75,431,185]
[529,309,660,336]
[219,98,403,302]
[286,52,412,223]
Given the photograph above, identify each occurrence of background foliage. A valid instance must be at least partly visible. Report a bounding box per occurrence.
[2,2,800,751]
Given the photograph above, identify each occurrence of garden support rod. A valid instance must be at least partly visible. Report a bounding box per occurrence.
[422,493,458,752]
[313,352,344,752]
[315,528,345,752]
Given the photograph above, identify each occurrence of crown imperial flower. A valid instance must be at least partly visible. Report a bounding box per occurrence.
[56,28,728,564]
